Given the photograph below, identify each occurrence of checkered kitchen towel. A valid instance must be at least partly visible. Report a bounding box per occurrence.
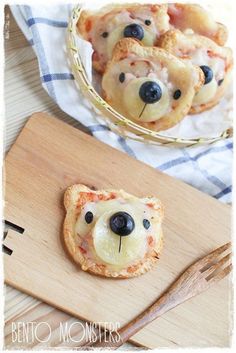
[11,4,233,203]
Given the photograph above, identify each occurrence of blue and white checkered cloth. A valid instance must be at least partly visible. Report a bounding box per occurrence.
[11,4,233,203]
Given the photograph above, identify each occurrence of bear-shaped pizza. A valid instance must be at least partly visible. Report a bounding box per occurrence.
[102,38,204,131]
[63,184,164,278]
[158,29,233,113]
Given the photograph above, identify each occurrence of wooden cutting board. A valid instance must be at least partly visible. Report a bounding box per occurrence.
[3,113,231,348]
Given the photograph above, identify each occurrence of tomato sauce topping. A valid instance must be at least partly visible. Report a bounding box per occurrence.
[127,263,140,273]
[77,191,117,209]
[92,51,100,62]
[207,50,229,70]
[150,5,158,13]
[85,19,92,33]
[147,202,155,208]
[79,246,87,254]
[207,50,226,62]
[147,236,154,246]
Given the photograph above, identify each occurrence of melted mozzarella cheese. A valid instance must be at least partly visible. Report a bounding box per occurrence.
[193,78,218,105]
[75,202,96,238]
[190,48,209,66]
[191,48,225,80]
[93,208,146,266]
[108,11,132,29]
[106,22,156,59]
[142,30,156,47]
[107,26,124,59]
[75,199,124,238]
[123,77,170,122]
[189,48,225,105]
[75,198,162,267]
[210,57,225,81]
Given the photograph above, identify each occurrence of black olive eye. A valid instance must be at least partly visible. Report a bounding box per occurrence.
[101,32,109,38]
[119,72,125,83]
[143,219,150,229]
[85,211,93,224]
[218,79,224,86]
[145,19,151,26]
[200,65,213,85]
[173,89,181,100]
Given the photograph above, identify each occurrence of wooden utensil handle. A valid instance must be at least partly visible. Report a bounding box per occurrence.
[91,290,180,349]
[91,267,197,349]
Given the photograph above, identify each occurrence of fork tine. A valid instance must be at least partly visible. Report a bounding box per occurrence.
[207,263,232,283]
[206,242,231,258]
[203,253,231,278]
[197,242,231,270]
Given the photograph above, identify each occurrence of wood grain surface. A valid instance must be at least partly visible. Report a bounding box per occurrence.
[90,243,232,349]
[3,7,101,350]
[3,113,232,348]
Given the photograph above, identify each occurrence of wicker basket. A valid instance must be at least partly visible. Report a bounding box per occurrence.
[67,5,233,147]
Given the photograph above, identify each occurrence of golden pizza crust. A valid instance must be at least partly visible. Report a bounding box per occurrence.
[63,184,164,278]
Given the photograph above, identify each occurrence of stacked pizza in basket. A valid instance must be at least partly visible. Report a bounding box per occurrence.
[77,3,233,131]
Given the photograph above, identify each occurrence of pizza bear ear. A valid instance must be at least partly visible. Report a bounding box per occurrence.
[167,3,228,46]
[158,29,233,113]
[102,38,204,132]
[111,37,144,62]
[64,184,91,210]
[76,10,93,39]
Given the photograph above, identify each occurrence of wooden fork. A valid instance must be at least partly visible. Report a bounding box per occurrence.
[87,242,232,349]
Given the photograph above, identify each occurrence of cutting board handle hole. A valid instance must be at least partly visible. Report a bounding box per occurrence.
[2,244,13,256]
[4,220,25,234]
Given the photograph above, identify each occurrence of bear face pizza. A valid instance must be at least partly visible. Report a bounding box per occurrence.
[63,184,164,278]
[158,30,233,113]
[102,38,204,131]
[77,3,170,73]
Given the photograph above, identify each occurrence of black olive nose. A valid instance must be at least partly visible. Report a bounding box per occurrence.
[200,65,213,85]
[139,81,162,104]
[123,24,144,41]
[109,212,135,236]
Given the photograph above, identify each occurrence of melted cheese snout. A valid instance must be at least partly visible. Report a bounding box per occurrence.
[75,199,161,267]
[193,78,217,105]
[123,77,170,122]
[190,49,223,106]
[107,24,155,59]
[93,208,146,266]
